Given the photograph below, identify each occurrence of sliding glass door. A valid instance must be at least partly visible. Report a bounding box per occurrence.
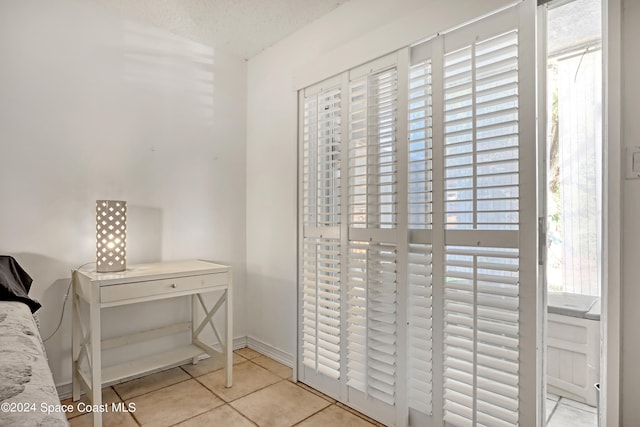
[298,3,538,425]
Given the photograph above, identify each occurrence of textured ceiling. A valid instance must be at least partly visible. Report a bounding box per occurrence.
[96,0,351,59]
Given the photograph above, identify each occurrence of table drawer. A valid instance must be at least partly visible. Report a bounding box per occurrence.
[101,273,227,303]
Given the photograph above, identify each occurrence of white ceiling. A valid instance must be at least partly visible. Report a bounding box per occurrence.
[96,0,351,59]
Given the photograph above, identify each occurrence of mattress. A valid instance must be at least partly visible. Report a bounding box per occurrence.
[0,301,69,426]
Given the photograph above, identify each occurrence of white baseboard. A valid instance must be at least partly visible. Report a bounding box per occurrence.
[246,336,294,368]
[56,336,248,399]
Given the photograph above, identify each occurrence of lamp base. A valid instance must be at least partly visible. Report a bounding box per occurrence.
[96,263,127,273]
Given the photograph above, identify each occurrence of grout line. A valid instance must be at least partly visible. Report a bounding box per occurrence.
[335,402,386,426]
[193,368,282,404]
[290,402,382,427]
[290,403,333,426]
[129,405,142,427]
[289,382,382,426]
[110,385,142,427]
[192,375,229,402]
[292,381,336,404]
[110,385,124,402]
[165,401,227,427]
[227,403,260,426]
[116,374,192,401]
[178,364,194,378]
[292,381,382,426]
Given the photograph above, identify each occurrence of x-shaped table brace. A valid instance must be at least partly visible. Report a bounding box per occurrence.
[191,290,232,387]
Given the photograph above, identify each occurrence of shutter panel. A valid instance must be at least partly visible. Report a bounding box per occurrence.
[409,60,434,230]
[300,81,343,386]
[407,58,434,418]
[348,74,369,229]
[302,93,319,228]
[441,11,524,427]
[303,85,342,230]
[443,245,520,426]
[302,238,341,379]
[408,243,433,415]
[317,87,342,228]
[443,43,475,231]
[475,31,519,232]
[347,241,398,405]
[444,30,520,231]
[348,67,398,230]
[346,61,400,424]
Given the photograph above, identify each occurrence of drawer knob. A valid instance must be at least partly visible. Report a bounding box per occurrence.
[171,283,177,288]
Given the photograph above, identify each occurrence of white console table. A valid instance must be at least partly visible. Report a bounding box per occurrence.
[71,260,232,427]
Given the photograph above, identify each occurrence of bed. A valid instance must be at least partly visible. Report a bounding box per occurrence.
[0,256,69,426]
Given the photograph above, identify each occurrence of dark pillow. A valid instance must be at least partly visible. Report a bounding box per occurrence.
[0,256,41,313]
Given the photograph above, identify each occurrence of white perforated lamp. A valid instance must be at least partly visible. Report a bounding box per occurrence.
[96,200,127,273]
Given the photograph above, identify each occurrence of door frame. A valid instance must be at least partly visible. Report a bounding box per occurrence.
[602,0,622,425]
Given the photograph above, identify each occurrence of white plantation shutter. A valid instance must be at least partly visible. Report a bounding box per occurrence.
[303,83,342,230]
[407,57,435,421]
[443,30,520,232]
[347,242,398,405]
[437,6,535,426]
[443,246,520,426]
[298,3,536,426]
[302,238,341,379]
[345,58,402,425]
[348,65,399,230]
[408,60,434,230]
[408,244,433,415]
[299,79,344,392]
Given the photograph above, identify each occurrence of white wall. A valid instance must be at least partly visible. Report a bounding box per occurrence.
[245,0,516,363]
[0,0,247,389]
[3,0,635,419]
[621,0,640,424]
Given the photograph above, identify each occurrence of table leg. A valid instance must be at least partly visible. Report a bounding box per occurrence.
[192,294,199,365]
[90,288,102,427]
[225,271,233,388]
[71,273,81,401]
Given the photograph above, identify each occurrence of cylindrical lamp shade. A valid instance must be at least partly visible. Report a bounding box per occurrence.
[96,200,127,272]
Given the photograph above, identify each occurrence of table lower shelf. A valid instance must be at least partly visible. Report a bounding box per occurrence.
[78,344,208,387]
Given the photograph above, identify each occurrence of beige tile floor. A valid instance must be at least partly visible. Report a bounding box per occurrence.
[62,348,384,427]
